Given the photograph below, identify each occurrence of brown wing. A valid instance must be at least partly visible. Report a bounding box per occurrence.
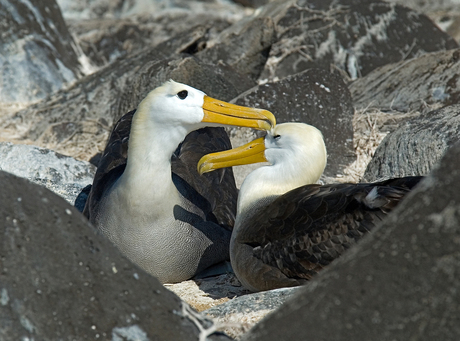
[82,110,133,221]
[82,110,237,230]
[171,127,237,230]
[238,177,423,280]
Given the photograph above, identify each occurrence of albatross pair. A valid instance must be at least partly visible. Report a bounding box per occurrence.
[84,80,421,290]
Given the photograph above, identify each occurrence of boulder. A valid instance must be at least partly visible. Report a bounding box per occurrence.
[67,13,233,67]
[0,142,95,205]
[0,0,87,104]
[363,104,460,182]
[0,170,230,340]
[232,0,275,7]
[254,0,457,81]
[56,0,248,20]
[242,141,460,340]
[350,49,460,113]
[204,287,300,338]
[196,17,277,81]
[231,68,355,179]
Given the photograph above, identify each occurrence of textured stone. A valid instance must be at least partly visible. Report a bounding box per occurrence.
[0,142,95,204]
[363,104,460,182]
[68,14,233,67]
[350,49,460,113]
[0,0,87,104]
[56,0,247,20]
[231,68,355,178]
[243,141,460,340]
[0,171,230,340]
[197,16,277,81]
[257,0,458,81]
[205,287,300,338]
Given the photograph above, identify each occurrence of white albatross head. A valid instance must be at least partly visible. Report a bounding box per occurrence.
[198,122,327,190]
[134,80,276,132]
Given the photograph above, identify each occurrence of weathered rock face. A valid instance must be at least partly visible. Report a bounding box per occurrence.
[256,0,458,81]
[242,141,460,340]
[205,287,300,338]
[68,13,234,67]
[0,142,95,204]
[363,104,460,182]
[197,17,277,81]
[231,68,355,178]
[0,171,229,340]
[0,0,86,104]
[57,0,247,20]
[350,49,460,113]
[232,0,275,7]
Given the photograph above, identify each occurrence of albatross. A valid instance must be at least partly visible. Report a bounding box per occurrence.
[198,122,422,291]
[82,80,275,284]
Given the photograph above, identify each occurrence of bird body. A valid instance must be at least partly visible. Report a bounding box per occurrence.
[83,80,275,283]
[198,123,422,291]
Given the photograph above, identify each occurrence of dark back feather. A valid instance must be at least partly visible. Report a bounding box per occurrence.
[239,177,423,280]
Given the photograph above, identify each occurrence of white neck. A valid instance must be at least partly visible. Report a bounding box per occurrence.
[235,141,326,232]
[116,103,202,213]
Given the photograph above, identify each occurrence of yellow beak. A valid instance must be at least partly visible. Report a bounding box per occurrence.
[198,137,267,175]
[202,96,276,131]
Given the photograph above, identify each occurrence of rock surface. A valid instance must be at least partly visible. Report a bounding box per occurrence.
[242,141,460,340]
[363,105,460,182]
[0,170,229,340]
[231,68,355,178]
[0,142,95,205]
[205,287,300,338]
[0,0,88,104]
[350,49,460,113]
[257,0,458,82]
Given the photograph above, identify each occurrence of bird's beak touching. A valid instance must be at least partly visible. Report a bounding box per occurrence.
[198,137,267,175]
[202,96,276,131]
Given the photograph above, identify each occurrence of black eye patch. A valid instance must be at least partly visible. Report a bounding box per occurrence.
[177,90,188,99]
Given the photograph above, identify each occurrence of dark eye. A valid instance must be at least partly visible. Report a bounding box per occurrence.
[177,90,188,100]
[274,134,281,140]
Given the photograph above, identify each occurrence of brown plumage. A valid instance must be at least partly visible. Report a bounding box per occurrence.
[240,177,421,283]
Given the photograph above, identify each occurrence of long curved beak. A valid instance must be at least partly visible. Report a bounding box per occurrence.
[202,96,276,131]
[198,137,267,175]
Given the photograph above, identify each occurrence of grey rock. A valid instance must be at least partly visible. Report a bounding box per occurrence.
[197,16,277,81]
[205,287,300,318]
[0,0,87,103]
[363,104,460,182]
[205,286,300,338]
[57,0,247,20]
[0,142,95,204]
[385,0,460,14]
[231,68,355,178]
[232,0,276,8]
[0,170,230,340]
[350,49,460,113]
[242,141,460,340]
[68,14,233,67]
[256,0,457,82]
